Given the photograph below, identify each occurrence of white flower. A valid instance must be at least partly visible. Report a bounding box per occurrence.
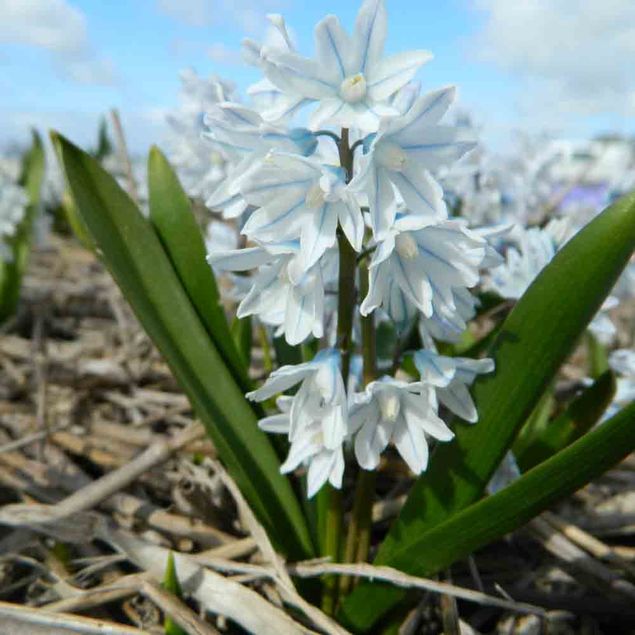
[608,349,635,415]
[242,15,309,122]
[588,296,619,345]
[485,224,558,300]
[207,241,326,345]
[165,70,235,200]
[419,287,480,344]
[487,451,520,494]
[248,349,348,450]
[204,103,317,218]
[240,152,364,269]
[413,350,494,423]
[259,396,345,498]
[361,214,486,320]
[352,86,475,237]
[0,171,28,263]
[259,0,432,131]
[351,376,453,474]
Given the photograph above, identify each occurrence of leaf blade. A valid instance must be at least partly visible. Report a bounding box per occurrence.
[53,133,313,559]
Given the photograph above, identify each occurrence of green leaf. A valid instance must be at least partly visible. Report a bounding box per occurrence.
[231,315,253,369]
[147,147,249,393]
[340,401,635,632]
[163,552,188,635]
[0,131,45,322]
[339,192,635,630]
[52,133,313,559]
[515,371,616,471]
[512,388,555,464]
[586,332,609,378]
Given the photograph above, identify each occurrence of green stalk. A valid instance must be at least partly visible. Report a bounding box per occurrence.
[340,259,377,596]
[321,128,357,614]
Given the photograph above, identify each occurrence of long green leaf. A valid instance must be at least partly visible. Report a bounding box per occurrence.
[52,133,313,559]
[515,371,615,471]
[340,193,635,630]
[340,401,635,632]
[147,147,249,392]
[0,131,45,322]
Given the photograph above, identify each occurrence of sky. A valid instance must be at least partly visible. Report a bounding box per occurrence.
[1,0,635,155]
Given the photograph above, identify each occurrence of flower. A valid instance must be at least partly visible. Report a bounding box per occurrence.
[413,350,494,422]
[247,349,348,450]
[259,396,345,498]
[361,214,487,320]
[608,349,635,416]
[0,170,28,262]
[207,241,327,345]
[352,86,476,237]
[258,0,432,131]
[204,103,317,218]
[351,376,453,474]
[240,152,364,269]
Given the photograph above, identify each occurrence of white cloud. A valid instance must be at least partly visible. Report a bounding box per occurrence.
[472,0,635,120]
[0,0,115,85]
[207,42,242,65]
[157,0,213,27]
[156,0,289,34]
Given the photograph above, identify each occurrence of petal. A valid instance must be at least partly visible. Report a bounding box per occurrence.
[246,362,314,401]
[438,381,479,423]
[284,286,318,345]
[393,414,429,474]
[354,411,389,470]
[258,414,290,434]
[308,98,347,130]
[263,49,337,99]
[360,258,390,316]
[307,449,339,498]
[367,51,433,101]
[384,86,455,136]
[281,433,318,474]
[241,195,308,242]
[300,202,339,269]
[353,0,387,74]
[398,125,477,170]
[207,247,271,271]
[315,15,354,83]
[413,350,457,387]
[389,165,447,219]
[367,164,397,239]
[394,253,434,316]
[403,393,454,441]
[337,196,365,253]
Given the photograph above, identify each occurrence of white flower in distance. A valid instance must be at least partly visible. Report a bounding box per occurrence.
[607,349,635,417]
[352,86,476,237]
[259,0,432,131]
[259,396,345,498]
[361,214,486,320]
[413,350,494,423]
[207,241,325,345]
[351,377,453,474]
[0,171,28,262]
[240,152,364,269]
[204,103,317,218]
[248,349,348,450]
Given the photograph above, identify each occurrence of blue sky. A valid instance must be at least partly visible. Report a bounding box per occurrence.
[1,0,634,154]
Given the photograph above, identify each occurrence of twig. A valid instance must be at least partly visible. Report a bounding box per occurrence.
[0,599,146,634]
[289,562,546,616]
[0,423,204,528]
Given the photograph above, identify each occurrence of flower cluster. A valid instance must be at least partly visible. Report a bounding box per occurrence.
[0,169,28,263]
[204,0,500,496]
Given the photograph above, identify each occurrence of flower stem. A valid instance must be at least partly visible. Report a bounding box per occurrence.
[320,128,357,614]
[340,258,377,596]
